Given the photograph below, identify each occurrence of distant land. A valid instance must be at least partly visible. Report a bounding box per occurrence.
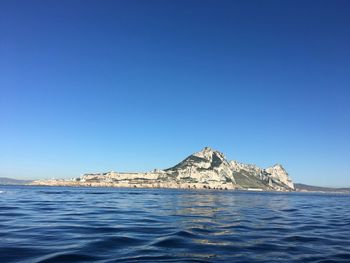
[3,148,349,193]
[295,184,350,193]
[0,177,32,185]
[32,147,295,191]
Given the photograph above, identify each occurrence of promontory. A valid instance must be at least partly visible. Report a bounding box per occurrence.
[31,147,294,191]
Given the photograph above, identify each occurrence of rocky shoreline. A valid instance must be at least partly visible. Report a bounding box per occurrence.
[31,147,295,192]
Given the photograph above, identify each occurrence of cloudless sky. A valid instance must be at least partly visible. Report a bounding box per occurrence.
[1,0,350,186]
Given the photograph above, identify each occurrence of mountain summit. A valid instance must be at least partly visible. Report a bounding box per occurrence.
[164,147,236,186]
[32,147,294,191]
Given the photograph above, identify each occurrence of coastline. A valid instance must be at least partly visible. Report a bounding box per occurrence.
[29,180,296,192]
[23,183,350,194]
[3,183,349,194]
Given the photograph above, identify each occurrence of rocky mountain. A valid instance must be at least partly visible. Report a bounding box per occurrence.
[31,147,295,191]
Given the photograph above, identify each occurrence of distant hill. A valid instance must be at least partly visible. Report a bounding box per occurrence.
[0,177,32,185]
[31,147,295,191]
[295,183,350,193]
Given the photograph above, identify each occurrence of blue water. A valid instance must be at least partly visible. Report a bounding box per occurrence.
[0,186,350,262]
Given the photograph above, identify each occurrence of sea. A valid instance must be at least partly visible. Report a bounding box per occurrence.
[0,185,349,263]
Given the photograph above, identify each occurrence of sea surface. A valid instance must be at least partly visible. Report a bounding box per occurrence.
[0,186,350,263]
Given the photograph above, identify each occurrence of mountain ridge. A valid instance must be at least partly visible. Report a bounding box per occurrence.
[31,147,295,191]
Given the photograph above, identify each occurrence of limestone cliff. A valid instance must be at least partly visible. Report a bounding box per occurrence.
[32,147,294,191]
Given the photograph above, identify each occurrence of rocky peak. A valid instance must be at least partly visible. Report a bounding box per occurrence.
[193,146,214,160]
[265,164,294,190]
[168,147,229,170]
[272,163,284,170]
[193,147,226,163]
[266,164,287,175]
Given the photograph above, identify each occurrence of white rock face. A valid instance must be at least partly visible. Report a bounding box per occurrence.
[230,160,263,174]
[265,164,294,190]
[31,147,294,191]
[164,147,235,185]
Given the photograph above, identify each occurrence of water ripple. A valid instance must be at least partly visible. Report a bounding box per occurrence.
[0,186,350,262]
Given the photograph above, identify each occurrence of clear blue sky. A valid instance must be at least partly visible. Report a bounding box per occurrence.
[1,0,349,186]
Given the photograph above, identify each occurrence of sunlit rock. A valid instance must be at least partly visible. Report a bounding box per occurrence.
[31,147,294,191]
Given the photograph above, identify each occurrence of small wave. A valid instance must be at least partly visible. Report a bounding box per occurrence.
[283,235,326,242]
[332,253,350,260]
[260,215,284,220]
[281,208,299,212]
[0,212,27,217]
[37,252,102,263]
[246,242,285,252]
[116,254,206,262]
[190,227,214,234]
[82,236,146,251]
[172,230,198,238]
[299,254,350,263]
[49,225,123,234]
[152,236,188,248]
[296,224,329,231]
[38,190,73,195]
[0,206,17,210]
[84,192,112,195]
